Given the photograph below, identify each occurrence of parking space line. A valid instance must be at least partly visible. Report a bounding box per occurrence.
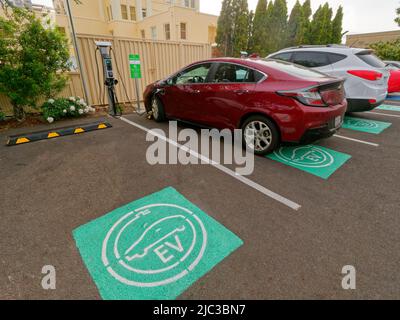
[366,111,400,119]
[333,134,379,147]
[118,116,302,211]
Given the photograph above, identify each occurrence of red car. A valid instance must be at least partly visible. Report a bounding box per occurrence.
[388,69,400,93]
[144,58,347,155]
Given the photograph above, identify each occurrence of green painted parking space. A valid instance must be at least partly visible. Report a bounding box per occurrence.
[342,117,392,134]
[268,145,351,179]
[378,104,400,112]
[73,187,243,300]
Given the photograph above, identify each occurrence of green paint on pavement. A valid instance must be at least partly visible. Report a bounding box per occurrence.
[342,117,391,134]
[378,104,400,112]
[268,145,351,179]
[73,187,243,300]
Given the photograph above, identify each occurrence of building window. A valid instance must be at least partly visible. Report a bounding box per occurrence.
[180,23,187,40]
[208,25,217,43]
[142,8,147,18]
[151,26,157,40]
[164,23,170,40]
[130,6,136,21]
[109,6,113,20]
[141,29,145,39]
[184,0,195,8]
[121,5,128,20]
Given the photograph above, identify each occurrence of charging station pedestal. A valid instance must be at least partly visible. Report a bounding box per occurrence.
[95,41,119,116]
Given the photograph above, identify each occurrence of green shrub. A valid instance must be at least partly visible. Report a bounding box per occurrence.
[0,110,5,122]
[41,97,95,123]
[0,8,70,121]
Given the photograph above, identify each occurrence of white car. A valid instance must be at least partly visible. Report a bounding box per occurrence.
[268,45,389,112]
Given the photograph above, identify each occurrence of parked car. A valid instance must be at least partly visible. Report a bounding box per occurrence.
[384,62,400,93]
[388,70,400,93]
[144,58,347,155]
[268,45,390,112]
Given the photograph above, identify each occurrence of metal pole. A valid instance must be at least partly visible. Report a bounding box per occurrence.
[64,0,90,104]
[134,78,141,113]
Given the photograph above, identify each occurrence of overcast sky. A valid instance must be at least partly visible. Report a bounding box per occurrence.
[34,0,399,35]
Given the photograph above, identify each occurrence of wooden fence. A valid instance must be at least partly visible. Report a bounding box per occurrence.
[0,35,212,115]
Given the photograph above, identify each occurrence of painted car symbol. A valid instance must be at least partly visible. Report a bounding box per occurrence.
[124,216,186,262]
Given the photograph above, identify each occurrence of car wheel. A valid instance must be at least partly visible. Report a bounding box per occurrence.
[151,96,166,122]
[241,116,280,155]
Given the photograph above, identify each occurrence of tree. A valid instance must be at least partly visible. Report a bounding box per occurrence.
[269,0,288,53]
[250,0,269,54]
[216,0,250,57]
[232,0,250,57]
[0,8,70,120]
[247,10,254,51]
[309,3,333,45]
[371,40,400,61]
[216,0,234,56]
[286,0,304,46]
[320,3,333,44]
[396,7,400,26]
[301,0,312,43]
[330,6,343,44]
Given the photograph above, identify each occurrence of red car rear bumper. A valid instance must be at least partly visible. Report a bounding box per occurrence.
[276,99,348,143]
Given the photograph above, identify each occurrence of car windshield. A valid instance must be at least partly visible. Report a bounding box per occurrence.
[258,59,328,79]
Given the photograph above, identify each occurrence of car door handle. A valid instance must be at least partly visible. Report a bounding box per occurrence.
[192,89,201,94]
[234,89,249,95]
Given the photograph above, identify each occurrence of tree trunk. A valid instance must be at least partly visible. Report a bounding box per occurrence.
[12,103,25,122]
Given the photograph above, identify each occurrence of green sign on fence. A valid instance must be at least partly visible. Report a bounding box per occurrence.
[129,54,142,79]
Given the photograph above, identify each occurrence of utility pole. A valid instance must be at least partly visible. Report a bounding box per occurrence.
[64,0,90,104]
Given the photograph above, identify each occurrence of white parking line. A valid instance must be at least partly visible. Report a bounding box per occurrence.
[366,111,400,119]
[118,116,302,211]
[333,134,379,147]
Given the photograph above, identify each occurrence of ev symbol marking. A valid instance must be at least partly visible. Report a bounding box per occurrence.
[102,203,207,288]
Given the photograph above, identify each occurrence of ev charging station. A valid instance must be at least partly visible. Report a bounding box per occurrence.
[95,41,144,117]
[95,41,119,116]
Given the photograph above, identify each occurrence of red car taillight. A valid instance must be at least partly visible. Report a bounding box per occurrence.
[277,87,327,107]
[347,70,383,81]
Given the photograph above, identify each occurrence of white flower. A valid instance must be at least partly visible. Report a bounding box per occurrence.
[63,109,67,114]
[84,107,89,113]
[47,117,54,123]
[70,105,75,111]
[90,107,96,113]
[69,97,75,102]
[78,109,84,115]
[79,99,85,105]
[48,99,55,104]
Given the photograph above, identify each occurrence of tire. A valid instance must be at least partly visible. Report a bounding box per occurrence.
[151,95,166,122]
[241,115,280,155]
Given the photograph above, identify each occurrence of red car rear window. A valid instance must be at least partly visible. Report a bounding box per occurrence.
[258,59,328,79]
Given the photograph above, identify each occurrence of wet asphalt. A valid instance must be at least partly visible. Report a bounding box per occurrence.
[0,103,399,300]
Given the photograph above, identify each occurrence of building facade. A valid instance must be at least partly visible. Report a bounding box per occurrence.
[5,0,32,8]
[53,0,218,44]
[346,30,400,47]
